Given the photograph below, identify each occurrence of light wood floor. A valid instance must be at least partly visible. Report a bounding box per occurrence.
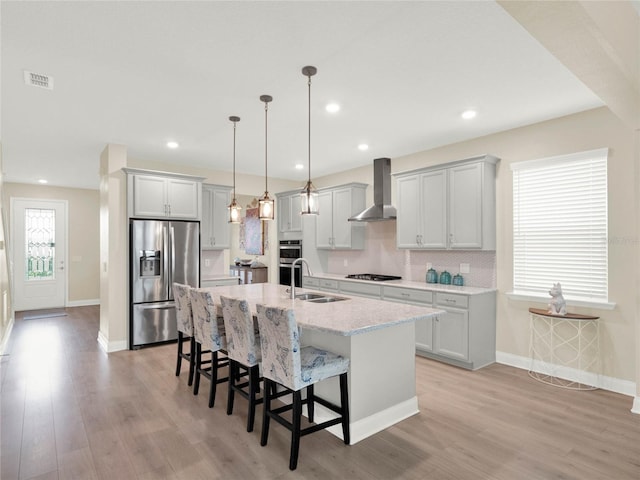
[1,306,639,480]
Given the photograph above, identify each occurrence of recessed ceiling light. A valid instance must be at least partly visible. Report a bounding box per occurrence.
[358,144,369,151]
[461,110,477,120]
[38,179,48,184]
[166,141,179,149]
[295,164,304,170]
[325,103,340,113]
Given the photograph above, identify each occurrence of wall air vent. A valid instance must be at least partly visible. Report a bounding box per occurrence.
[24,70,54,90]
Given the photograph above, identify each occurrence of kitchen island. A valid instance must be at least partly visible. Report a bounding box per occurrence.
[204,282,443,444]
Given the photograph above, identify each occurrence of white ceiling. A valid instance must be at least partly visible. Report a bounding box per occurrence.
[1,1,605,190]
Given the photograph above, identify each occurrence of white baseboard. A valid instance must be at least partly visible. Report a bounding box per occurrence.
[631,396,640,415]
[312,396,419,445]
[496,351,637,397]
[67,299,100,307]
[97,330,127,353]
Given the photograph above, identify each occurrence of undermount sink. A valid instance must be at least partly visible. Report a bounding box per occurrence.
[306,296,348,303]
[295,293,326,301]
[294,292,348,303]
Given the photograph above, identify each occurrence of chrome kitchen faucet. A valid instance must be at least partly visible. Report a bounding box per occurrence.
[290,258,313,299]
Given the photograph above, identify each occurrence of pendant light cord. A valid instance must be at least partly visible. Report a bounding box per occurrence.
[233,120,237,196]
[307,73,311,185]
[264,100,268,192]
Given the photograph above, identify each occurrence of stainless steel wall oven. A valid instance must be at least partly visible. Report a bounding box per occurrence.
[279,239,302,287]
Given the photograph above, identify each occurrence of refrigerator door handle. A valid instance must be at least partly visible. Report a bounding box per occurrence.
[169,225,176,296]
[163,225,171,299]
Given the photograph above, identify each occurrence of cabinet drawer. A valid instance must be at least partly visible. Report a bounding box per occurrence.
[318,279,339,291]
[384,286,433,304]
[339,281,382,298]
[436,292,469,309]
[302,276,320,288]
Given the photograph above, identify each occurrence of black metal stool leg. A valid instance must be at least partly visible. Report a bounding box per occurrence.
[227,360,236,415]
[208,351,218,408]
[260,378,271,447]
[187,337,196,386]
[175,331,183,376]
[289,390,303,470]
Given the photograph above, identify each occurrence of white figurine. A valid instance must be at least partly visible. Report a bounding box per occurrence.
[548,283,567,316]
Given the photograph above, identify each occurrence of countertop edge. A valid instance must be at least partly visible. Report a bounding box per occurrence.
[306,273,496,295]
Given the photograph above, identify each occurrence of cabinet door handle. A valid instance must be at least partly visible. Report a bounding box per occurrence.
[401,293,410,297]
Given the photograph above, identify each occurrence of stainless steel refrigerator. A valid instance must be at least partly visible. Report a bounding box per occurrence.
[129,219,200,348]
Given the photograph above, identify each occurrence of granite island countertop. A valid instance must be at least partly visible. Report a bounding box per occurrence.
[203,283,442,337]
[307,273,496,296]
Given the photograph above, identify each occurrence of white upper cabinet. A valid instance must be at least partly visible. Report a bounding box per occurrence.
[124,168,204,220]
[315,183,367,250]
[394,155,498,250]
[202,184,231,249]
[277,191,302,233]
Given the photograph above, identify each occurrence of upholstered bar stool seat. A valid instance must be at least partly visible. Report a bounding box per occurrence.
[173,282,196,386]
[255,303,350,471]
[220,295,263,433]
[191,289,230,408]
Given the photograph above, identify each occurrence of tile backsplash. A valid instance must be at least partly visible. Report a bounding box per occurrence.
[326,222,496,288]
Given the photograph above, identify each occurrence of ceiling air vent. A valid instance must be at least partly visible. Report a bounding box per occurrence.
[24,70,54,90]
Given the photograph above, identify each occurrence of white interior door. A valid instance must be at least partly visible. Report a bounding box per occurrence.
[11,198,67,311]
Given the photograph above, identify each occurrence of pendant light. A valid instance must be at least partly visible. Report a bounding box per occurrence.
[300,65,319,215]
[228,115,242,224]
[258,94,275,220]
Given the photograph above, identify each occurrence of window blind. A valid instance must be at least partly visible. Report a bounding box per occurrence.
[511,148,608,301]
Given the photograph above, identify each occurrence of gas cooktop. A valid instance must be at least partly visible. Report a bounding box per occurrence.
[345,274,402,282]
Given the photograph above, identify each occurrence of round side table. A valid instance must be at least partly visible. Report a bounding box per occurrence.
[528,307,600,390]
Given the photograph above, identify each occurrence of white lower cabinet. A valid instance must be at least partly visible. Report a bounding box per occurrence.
[434,306,469,362]
[426,291,495,370]
[301,276,495,370]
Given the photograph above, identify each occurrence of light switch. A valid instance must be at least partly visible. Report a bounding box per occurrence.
[343,259,348,267]
[460,263,470,274]
[205,259,211,267]
[426,262,432,269]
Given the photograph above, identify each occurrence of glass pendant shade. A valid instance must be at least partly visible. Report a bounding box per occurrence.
[259,193,274,220]
[300,180,319,215]
[228,198,242,224]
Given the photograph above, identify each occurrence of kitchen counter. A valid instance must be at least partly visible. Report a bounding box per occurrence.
[205,282,441,336]
[203,283,442,444]
[307,272,496,295]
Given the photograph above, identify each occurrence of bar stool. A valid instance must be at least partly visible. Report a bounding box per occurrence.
[255,303,350,471]
[219,295,263,432]
[190,289,230,407]
[173,282,195,386]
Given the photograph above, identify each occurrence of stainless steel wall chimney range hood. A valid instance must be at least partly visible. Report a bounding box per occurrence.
[348,157,397,222]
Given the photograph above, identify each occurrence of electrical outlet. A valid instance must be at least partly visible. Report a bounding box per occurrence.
[460,263,470,274]
[205,259,211,267]
[426,262,432,270]
[343,259,348,267]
